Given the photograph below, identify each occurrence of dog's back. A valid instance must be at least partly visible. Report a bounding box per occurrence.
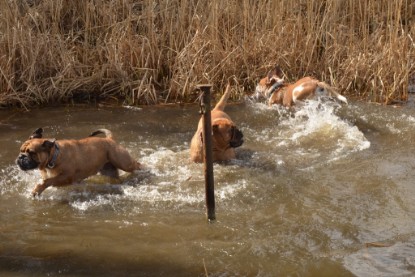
[258,65,348,107]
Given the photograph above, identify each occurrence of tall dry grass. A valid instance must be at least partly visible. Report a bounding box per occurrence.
[0,0,414,108]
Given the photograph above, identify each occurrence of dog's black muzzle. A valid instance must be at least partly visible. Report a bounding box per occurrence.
[16,154,39,171]
[229,127,244,148]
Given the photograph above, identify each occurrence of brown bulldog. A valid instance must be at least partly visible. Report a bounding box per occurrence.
[16,128,143,197]
[190,84,244,163]
[255,65,348,107]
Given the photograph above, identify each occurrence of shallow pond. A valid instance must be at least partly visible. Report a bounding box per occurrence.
[1,98,415,276]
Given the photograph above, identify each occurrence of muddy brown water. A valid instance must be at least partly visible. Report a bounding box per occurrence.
[1,99,415,276]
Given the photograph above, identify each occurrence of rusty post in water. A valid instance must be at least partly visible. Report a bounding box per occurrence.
[197,84,216,221]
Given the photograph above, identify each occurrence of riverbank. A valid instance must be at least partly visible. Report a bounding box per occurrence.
[0,0,414,109]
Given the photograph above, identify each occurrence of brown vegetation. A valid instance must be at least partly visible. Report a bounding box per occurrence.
[0,0,414,108]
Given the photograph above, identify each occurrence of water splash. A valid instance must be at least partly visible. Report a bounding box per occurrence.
[244,100,370,169]
[1,145,250,212]
[1,100,370,212]
[290,101,368,162]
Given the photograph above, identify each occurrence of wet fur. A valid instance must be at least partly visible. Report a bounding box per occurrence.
[16,128,142,196]
[256,65,348,107]
[190,84,244,163]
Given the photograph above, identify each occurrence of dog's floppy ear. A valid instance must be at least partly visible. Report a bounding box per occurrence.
[29,128,44,139]
[212,124,226,137]
[267,65,284,82]
[42,139,56,150]
[273,65,283,78]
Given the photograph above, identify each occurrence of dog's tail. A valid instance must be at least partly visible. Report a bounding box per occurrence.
[89,129,113,139]
[213,83,231,111]
[317,81,348,105]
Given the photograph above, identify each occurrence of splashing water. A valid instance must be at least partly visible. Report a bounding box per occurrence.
[282,100,370,164]
[2,104,415,276]
[244,99,370,170]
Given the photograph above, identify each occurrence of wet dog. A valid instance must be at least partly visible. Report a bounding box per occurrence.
[16,128,143,196]
[255,65,348,107]
[190,84,244,163]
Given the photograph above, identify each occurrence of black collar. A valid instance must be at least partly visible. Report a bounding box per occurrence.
[267,81,284,98]
[47,142,60,169]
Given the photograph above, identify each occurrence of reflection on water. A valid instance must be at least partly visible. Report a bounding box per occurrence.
[1,99,415,276]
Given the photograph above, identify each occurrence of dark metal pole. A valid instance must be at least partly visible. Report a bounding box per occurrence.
[197,84,216,221]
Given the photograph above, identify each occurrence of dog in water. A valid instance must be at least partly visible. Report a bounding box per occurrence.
[16,128,143,196]
[190,84,244,163]
[255,65,348,107]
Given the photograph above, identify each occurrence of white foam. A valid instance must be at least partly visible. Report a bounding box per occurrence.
[1,100,370,212]
[123,105,143,111]
[62,146,249,211]
[70,195,115,211]
[282,100,370,159]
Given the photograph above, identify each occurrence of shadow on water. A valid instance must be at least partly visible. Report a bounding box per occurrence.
[0,255,198,277]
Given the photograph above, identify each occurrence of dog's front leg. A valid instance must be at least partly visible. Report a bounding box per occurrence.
[32,175,74,197]
[32,183,49,197]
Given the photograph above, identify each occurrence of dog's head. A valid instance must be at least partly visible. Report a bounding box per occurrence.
[266,65,284,85]
[255,65,285,100]
[16,128,56,171]
[212,119,244,150]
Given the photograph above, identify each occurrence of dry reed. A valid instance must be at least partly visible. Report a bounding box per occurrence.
[0,0,414,108]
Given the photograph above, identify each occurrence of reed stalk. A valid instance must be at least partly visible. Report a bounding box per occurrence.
[0,0,414,108]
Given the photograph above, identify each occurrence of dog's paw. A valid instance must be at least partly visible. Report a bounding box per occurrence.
[31,184,46,197]
[31,189,41,197]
